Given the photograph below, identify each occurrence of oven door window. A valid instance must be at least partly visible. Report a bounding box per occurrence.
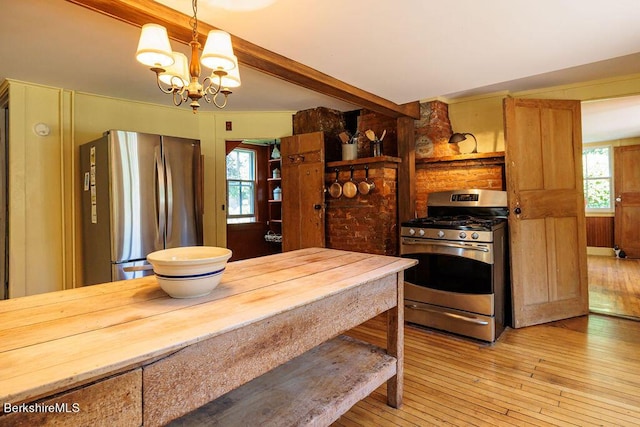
[403,253,493,294]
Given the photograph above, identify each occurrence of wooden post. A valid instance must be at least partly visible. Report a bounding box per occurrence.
[386,271,405,408]
[397,115,416,222]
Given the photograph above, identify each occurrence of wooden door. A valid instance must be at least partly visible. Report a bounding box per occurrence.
[614,145,640,258]
[281,132,325,251]
[504,98,589,328]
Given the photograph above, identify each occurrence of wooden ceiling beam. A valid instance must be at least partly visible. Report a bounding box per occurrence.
[65,0,420,119]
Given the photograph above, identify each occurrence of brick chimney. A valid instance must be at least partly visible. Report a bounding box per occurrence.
[415,100,458,158]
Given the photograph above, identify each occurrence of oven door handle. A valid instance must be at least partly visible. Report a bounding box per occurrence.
[405,304,489,325]
[402,238,490,253]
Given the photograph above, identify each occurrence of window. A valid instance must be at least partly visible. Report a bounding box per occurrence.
[227,148,256,223]
[583,145,613,213]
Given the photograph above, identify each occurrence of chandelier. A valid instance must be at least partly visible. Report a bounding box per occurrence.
[135,0,240,112]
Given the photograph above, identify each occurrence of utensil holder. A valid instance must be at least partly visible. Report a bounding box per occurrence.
[370,141,382,157]
[342,144,358,161]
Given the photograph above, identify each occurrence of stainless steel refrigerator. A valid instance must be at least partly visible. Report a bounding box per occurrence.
[80,130,203,285]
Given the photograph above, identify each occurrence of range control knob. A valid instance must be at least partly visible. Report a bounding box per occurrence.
[409,228,416,236]
[471,232,479,240]
[459,231,467,239]
[418,229,425,236]
[437,230,445,238]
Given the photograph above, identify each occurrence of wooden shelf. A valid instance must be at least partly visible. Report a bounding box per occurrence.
[172,335,397,426]
[326,155,401,170]
[267,147,282,248]
[415,151,505,166]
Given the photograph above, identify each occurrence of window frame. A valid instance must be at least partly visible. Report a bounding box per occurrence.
[582,144,614,215]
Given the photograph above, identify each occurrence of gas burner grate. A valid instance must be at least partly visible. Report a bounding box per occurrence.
[405,215,504,230]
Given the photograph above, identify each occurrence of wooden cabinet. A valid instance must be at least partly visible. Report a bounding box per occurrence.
[281,132,326,251]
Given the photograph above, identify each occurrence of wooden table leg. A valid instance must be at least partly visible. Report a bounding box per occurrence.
[386,271,404,408]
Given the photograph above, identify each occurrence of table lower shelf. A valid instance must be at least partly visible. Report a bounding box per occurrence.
[169,335,397,426]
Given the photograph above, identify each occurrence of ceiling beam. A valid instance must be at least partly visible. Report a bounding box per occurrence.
[65,0,420,119]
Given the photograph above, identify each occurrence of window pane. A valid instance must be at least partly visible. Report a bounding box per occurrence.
[583,147,610,178]
[584,179,611,209]
[239,182,255,215]
[227,181,241,215]
[226,149,255,180]
[226,151,240,179]
[238,151,254,180]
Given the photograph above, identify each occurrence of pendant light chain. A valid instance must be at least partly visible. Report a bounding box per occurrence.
[191,0,198,42]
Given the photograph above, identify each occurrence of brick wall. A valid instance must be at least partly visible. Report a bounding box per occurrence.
[415,100,456,158]
[415,159,505,218]
[325,163,398,256]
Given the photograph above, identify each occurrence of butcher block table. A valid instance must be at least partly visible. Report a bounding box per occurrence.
[0,248,416,426]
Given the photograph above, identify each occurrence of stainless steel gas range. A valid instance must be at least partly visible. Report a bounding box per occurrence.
[400,189,509,342]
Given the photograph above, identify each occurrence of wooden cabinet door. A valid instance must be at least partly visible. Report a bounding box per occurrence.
[504,98,589,328]
[614,144,640,258]
[280,132,325,251]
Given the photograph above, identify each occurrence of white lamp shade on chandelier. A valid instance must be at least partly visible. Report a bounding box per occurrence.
[200,30,237,71]
[158,52,189,88]
[219,56,241,88]
[136,24,174,68]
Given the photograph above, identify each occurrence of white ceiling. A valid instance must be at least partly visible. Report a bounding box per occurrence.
[2,0,640,142]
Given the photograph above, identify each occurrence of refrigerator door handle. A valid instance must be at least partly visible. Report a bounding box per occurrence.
[156,148,166,244]
[165,157,174,242]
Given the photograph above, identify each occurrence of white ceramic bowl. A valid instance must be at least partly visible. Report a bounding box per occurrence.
[147,246,232,298]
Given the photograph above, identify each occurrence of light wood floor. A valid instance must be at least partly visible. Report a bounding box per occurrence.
[588,255,640,319]
[333,314,640,426]
[329,255,640,426]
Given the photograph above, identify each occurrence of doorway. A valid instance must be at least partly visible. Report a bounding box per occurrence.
[225,140,280,261]
[582,95,640,319]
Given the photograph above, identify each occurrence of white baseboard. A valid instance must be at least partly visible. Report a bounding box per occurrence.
[587,246,615,257]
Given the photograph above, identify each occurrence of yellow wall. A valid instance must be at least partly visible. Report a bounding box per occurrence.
[5,81,67,297]
[443,73,640,153]
[4,80,294,295]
